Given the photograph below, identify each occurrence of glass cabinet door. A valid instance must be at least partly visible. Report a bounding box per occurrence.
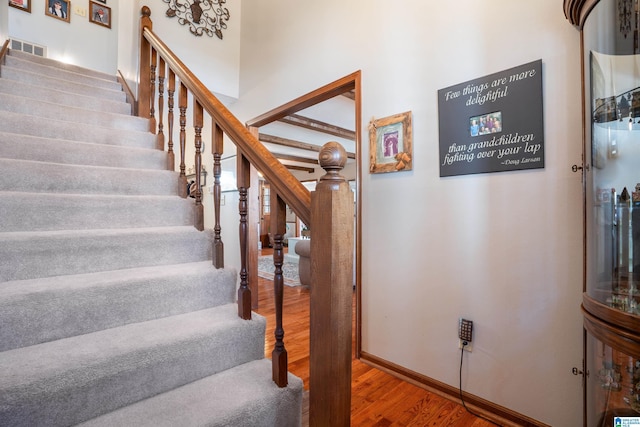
[584,323,640,425]
[584,0,640,316]
[581,0,640,425]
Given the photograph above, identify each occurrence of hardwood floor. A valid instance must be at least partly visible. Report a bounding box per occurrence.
[254,252,494,426]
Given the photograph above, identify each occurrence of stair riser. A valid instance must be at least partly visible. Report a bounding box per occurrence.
[0,159,179,196]
[79,359,304,427]
[0,264,237,351]
[0,79,131,115]
[0,307,265,427]
[4,56,123,92]
[0,133,168,170]
[0,193,195,232]
[8,50,118,82]
[0,110,157,149]
[1,66,125,102]
[0,227,212,282]
[0,92,149,132]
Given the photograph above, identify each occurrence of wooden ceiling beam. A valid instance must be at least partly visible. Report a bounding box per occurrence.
[273,153,319,165]
[285,165,315,173]
[259,133,356,159]
[279,113,356,141]
[246,71,359,128]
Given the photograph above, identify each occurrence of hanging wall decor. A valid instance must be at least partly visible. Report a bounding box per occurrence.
[45,0,70,23]
[9,0,31,13]
[162,0,230,40]
[368,111,413,174]
[89,1,111,29]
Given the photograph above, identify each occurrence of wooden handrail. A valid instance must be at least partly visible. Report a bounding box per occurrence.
[141,26,311,225]
[138,8,354,423]
[0,39,10,66]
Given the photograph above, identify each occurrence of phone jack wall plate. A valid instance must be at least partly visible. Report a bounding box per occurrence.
[459,339,473,352]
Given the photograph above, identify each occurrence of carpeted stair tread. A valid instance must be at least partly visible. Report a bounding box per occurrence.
[0,131,168,170]
[0,91,149,132]
[0,192,195,232]
[0,158,179,195]
[0,110,156,148]
[8,50,118,82]
[0,262,236,351]
[0,226,212,282]
[79,359,303,427]
[4,55,124,91]
[1,65,125,102]
[0,78,131,115]
[0,304,266,427]
[0,50,303,426]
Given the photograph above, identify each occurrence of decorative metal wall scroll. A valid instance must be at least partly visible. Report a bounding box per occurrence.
[162,0,230,39]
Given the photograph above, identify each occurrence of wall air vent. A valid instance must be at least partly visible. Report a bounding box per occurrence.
[9,38,46,57]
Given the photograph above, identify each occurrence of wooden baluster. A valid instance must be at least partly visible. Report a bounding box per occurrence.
[178,82,188,198]
[237,153,252,320]
[166,69,176,170]
[137,7,152,120]
[271,192,288,387]
[157,56,166,151]
[193,100,204,231]
[150,49,157,133]
[212,123,224,268]
[309,142,354,427]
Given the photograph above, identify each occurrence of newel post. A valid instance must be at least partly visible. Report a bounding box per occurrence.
[309,142,354,427]
[138,6,152,120]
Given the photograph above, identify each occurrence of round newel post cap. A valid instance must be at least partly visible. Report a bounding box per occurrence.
[141,6,151,17]
[318,141,347,184]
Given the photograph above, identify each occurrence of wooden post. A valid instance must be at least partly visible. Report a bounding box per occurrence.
[237,153,252,320]
[137,7,152,119]
[309,142,354,427]
[157,56,166,151]
[149,49,157,133]
[212,123,224,268]
[178,82,187,198]
[193,100,204,231]
[166,69,176,171]
[271,192,288,387]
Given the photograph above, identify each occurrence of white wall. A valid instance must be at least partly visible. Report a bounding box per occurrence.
[117,1,139,93]
[235,1,584,425]
[8,0,119,74]
[134,0,241,100]
[0,1,8,43]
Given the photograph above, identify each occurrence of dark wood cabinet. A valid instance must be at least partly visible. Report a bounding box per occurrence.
[566,0,640,424]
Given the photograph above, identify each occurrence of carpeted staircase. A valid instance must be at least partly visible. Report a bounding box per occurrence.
[0,50,302,426]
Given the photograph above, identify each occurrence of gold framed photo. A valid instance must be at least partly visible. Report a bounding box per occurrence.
[89,1,111,28]
[9,0,31,13]
[45,0,70,23]
[369,111,413,173]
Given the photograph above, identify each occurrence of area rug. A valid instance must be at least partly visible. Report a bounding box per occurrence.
[257,255,301,286]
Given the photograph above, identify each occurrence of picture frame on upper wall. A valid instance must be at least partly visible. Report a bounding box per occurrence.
[369,111,413,173]
[45,0,70,23]
[9,0,31,13]
[89,1,111,28]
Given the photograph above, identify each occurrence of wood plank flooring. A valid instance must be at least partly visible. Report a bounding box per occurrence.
[254,251,495,426]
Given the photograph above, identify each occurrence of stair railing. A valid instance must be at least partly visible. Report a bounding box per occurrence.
[0,40,9,67]
[137,7,354,425]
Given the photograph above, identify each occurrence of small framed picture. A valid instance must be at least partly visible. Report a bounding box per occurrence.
[89,1,111,28]
[369,111,413,173]
[45,0,70,22]
[9,0,31,13]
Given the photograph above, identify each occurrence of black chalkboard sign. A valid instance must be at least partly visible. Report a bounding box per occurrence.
[437,60,544,177]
